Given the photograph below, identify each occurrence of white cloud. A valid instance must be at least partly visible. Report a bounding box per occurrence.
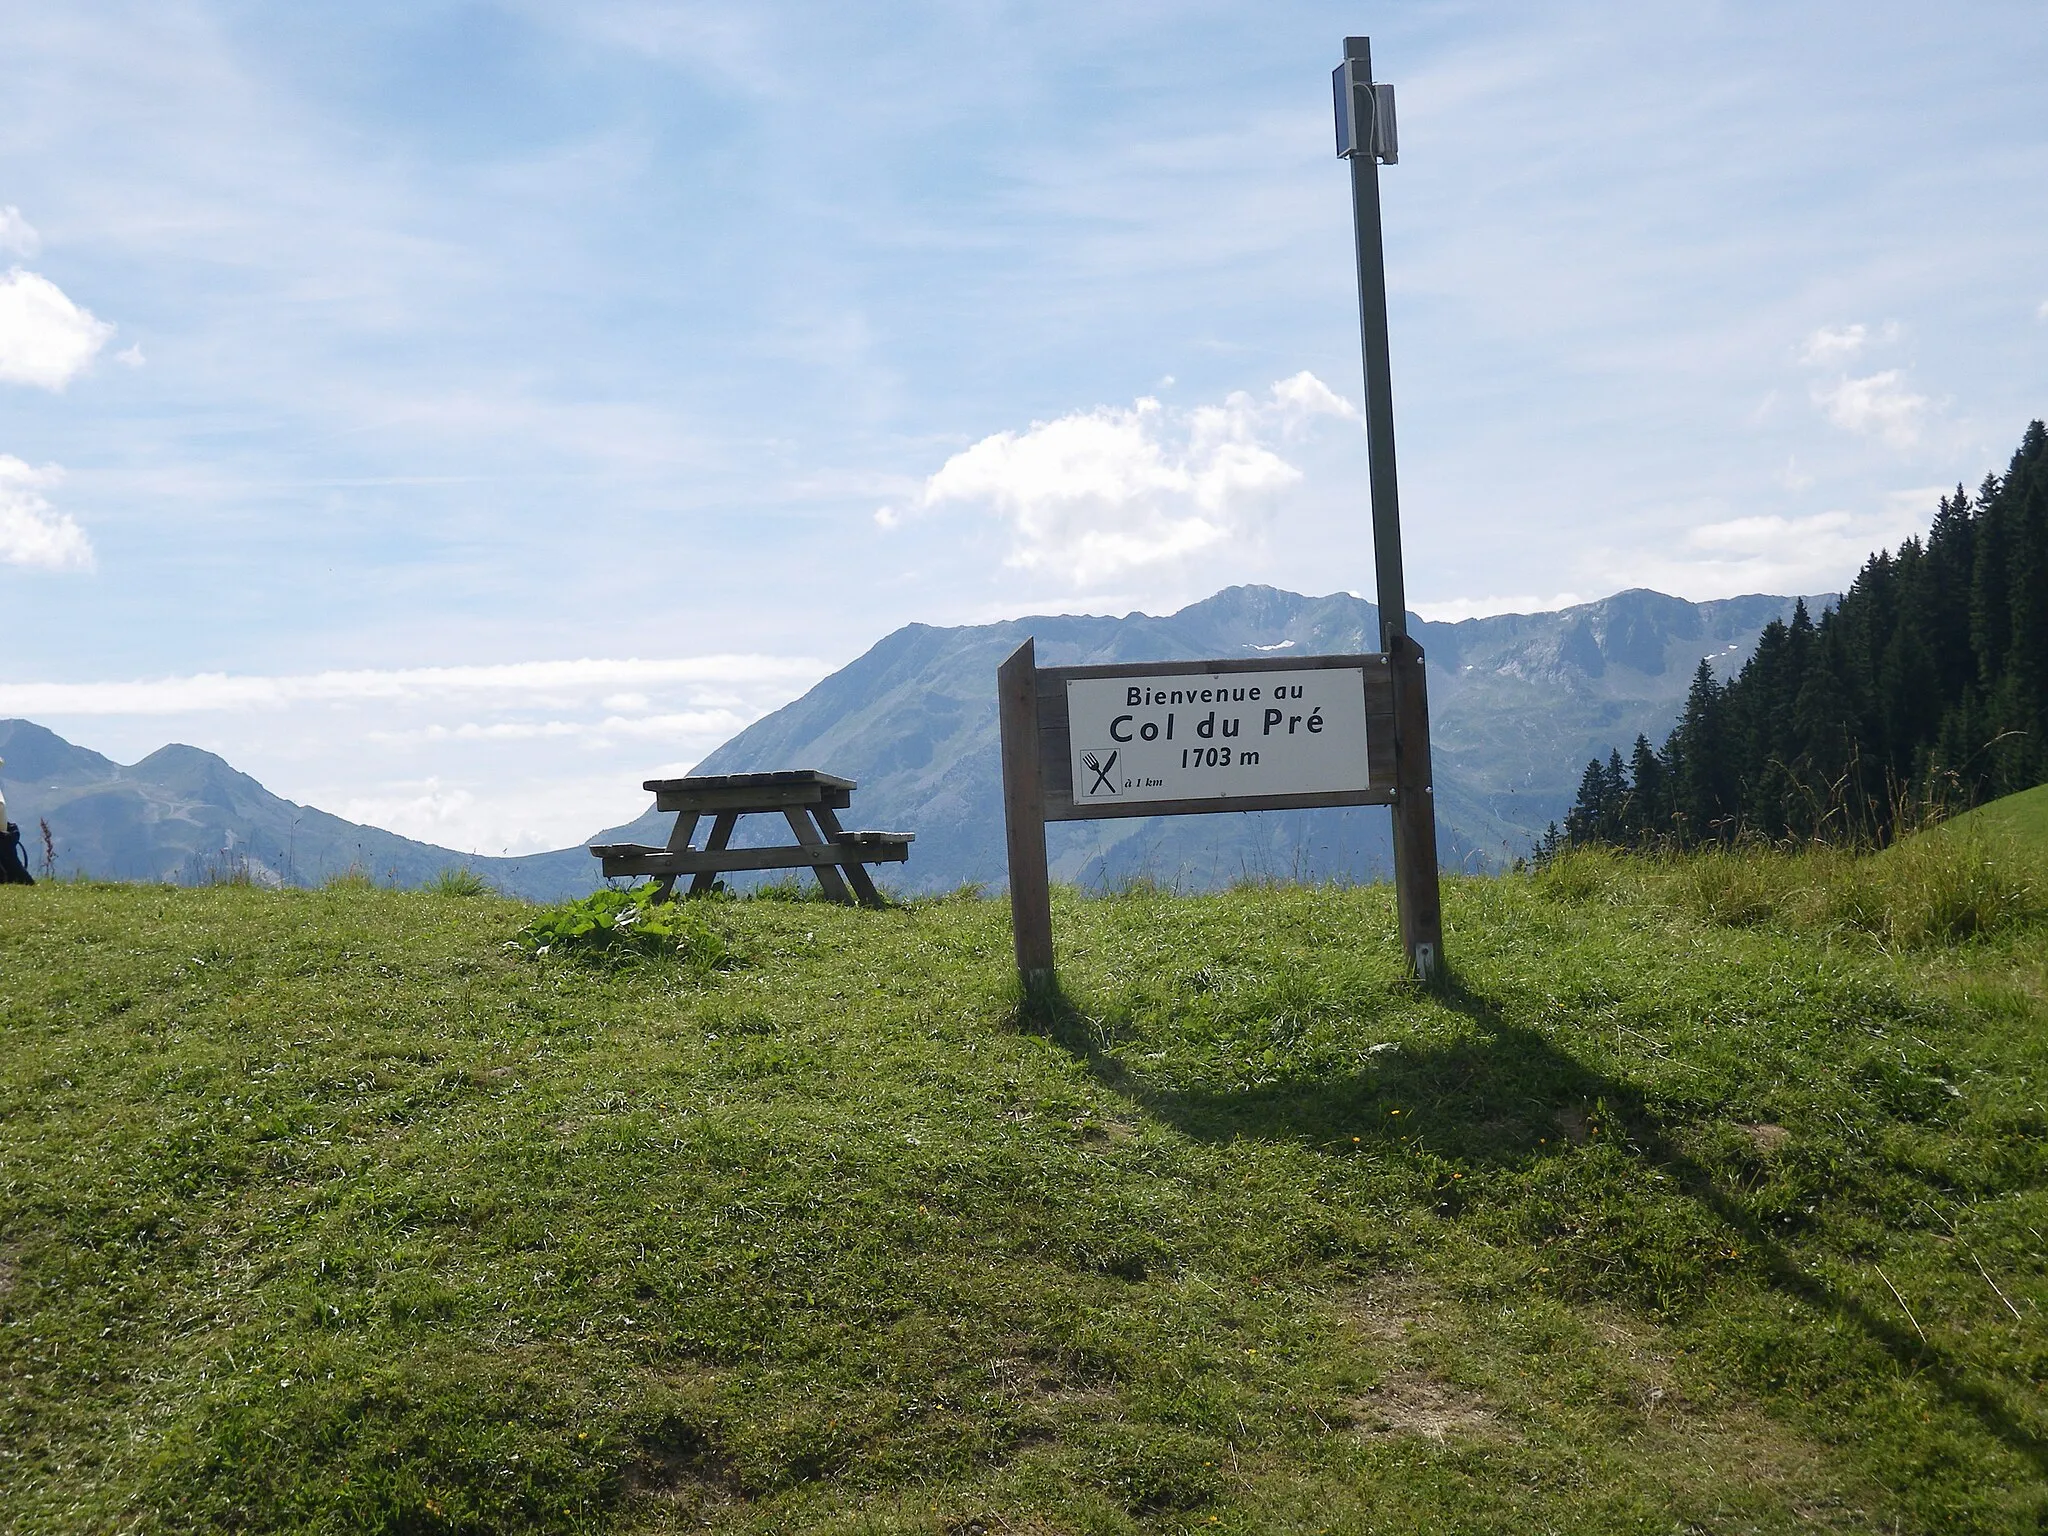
[884,372,1355,586]
[115,343,145,368]
[1812,369,1929,448]
[335,780,486,848]
[0,653,822,716]
[1800,323,1868,365]
[0,456,93,570]
[2037,299,2048,321]
[0,268,115,389]
[0,207,39,258]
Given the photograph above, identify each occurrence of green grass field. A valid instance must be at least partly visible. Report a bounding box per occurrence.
[2,834,2045,1534]
[1945,782,2048,861]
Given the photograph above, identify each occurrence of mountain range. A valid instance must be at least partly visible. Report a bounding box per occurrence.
[0,720,587,900]
[1,585,1820,898]
[0,585,1818,901]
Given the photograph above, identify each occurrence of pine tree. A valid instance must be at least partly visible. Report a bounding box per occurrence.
[1562,421,2048,852]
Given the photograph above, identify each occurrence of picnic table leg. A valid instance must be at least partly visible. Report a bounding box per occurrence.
[811,805,885,908]
[649,812,701,903]
[782,808,853,904]
[688,812,738,896]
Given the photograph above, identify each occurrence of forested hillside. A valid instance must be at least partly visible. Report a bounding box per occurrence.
[1563,421,2048,848]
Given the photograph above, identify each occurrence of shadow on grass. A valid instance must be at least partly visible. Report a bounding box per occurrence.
[1019,973,2048,1481]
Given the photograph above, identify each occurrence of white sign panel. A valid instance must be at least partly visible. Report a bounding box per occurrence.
[1065,668,1371,806]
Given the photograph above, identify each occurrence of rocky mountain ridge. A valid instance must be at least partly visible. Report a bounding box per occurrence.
[1,584,1825,898]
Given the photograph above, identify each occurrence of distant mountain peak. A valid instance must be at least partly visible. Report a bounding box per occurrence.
[676,582,1823,888]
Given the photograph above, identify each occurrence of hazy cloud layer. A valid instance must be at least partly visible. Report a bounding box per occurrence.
[0,207,40,258]
[3,653,829,853]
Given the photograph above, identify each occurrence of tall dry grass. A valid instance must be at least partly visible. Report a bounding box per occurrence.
[1534,829,2044,949]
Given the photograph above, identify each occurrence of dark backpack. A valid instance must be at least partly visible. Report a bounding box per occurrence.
[0,823,33,885]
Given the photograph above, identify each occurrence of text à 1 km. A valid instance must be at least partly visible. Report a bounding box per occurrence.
[1064,666,1371,806]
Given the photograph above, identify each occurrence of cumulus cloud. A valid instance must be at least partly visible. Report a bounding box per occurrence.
[1812,369,1929,448]
[0,207,39,258]
[0,456,93,570]
[0,268,116,389]
[880,372,1356,586]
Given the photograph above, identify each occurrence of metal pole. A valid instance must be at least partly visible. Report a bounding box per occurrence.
[1340,35,1443,980]
[1344,37,1407,649]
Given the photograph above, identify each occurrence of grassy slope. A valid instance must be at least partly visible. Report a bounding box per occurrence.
[1945,783,2048,859]
[1,854,2044,1535]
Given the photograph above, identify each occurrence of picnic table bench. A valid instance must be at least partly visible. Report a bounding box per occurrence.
[589,770,911,908]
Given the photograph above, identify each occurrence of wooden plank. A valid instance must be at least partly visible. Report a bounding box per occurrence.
[650,782,850,813]
[813,805,886,908]
[595,840,912,877]
[1036,652,1387,684]
[997,638,1056,991]
[593,836,914,855]
[689,810,739,896]
[1363,657,1397,789]
[783,806,854,904]
[643,770,856,791]
[649,811,700,903]
[1042,785,1396,821]
[1389,634,1444,979]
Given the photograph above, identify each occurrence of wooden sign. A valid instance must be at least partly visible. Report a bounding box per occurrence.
[998,638,1441,994]
[1045,655,1394,819]
[996,34,1448,994]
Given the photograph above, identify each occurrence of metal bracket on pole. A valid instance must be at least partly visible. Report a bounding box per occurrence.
[1338,35,1444,982]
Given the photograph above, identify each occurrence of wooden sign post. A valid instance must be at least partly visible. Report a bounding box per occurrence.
[1334,33,1443,982]
[996,32,1444,994]
[998,641,1441,993]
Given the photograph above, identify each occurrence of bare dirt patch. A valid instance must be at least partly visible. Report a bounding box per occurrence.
[620,1419,744,1521]
[985,1351,1119,1422]
[1348,1370,1509,1443]
[1335,1276,1440,1345]
[1741,1122,1792,1155]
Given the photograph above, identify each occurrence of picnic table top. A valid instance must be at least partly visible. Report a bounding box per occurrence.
[641,769,855,794]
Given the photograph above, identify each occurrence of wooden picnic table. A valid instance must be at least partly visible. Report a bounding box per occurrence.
[589,770,911,908]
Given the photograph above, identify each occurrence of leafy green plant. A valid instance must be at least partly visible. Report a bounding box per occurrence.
[512,883,735,970]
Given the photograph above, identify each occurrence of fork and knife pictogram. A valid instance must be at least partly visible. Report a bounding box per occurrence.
[1081,749,1118,794]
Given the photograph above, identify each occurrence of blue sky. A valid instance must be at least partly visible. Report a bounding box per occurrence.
[1,0,2043,852]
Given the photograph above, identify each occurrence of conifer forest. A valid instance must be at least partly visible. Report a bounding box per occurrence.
[1560,421,2048,850]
